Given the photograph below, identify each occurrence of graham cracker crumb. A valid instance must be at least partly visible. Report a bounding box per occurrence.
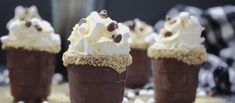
[147,46,206,65]
[62,51,132,73]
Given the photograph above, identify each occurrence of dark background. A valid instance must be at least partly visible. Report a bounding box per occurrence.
[0,0,234,77]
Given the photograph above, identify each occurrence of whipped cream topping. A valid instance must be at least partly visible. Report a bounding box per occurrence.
[67,10,131,56]
[1,6,61,53]
[148,12,206,65]
[7,6,41,29]
[124,19,157,50]
[151,12,205,49]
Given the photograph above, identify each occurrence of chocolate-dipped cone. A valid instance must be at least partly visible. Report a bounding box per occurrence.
[151,58,200,103]
[6,48,56,102]
[67,65,126,103]
[126,49,150,88]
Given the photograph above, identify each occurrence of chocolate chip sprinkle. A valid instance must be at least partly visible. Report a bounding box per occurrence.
[111,34,115,39]
[166,16,177,25]
[113,34,122,43]
[164,31,172,37]
[107,22,118,32]
[34,25,42,32]
[166,15,172,21]
[25,21,32,27]
[99,10,108,18]
[127,21,135,30]
[78,18,87,26]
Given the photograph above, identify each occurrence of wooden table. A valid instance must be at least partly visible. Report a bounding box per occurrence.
[0,83,228,103]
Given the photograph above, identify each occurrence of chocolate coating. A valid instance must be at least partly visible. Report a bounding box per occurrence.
[126,49,150,88]
[151,58,201,103]
[5,48,56,102]
[67,65,126,103]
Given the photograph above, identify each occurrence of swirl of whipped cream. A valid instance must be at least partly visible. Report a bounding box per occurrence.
[124,19,157,50]
[1,6,61,53]
[148,12,206,65]
[152,12,205,49]
[68,10,131,55]
[7,6,41,29]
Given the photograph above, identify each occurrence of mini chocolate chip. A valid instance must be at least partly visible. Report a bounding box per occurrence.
[126,21,135,30]
[113,34,122,43]
[111,34,115,39]
[169,19,177,24]
[140,27,144,31]
[35,25,42,32]
[164,31,172,37]
[78,18,87,25]
[99,10,108,18]
[166,15,177,25]
[100,10,107,14]
[166,16,172,21]
[107,22,118,32]
[25,21,32,27]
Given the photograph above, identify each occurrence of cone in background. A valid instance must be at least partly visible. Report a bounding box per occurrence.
[6,48,56,102]
[126,49,150,88]
[147,12,206,103]
[1,5,61,103]
[123,19,156,89]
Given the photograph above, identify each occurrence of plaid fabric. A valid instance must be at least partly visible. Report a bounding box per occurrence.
[202,5,235,55]
[167,4,203,17]
[199,54,231,94]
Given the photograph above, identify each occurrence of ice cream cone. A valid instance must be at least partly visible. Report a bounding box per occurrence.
[126,49,150,88]
[147,12,206,103]
[67,65,126,103]
[6,48,56,102]
[151,58,200,103]
[62,10,132,103]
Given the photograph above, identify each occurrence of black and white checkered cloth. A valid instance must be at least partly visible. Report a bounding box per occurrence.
[202,5,235,55]
[154,5,235,94]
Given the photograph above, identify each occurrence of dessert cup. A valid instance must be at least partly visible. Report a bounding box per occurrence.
[63,10,132,103]
[126,49,150,88]
[6,48,56,102]
[151,58,200,103]
[147,12,206,103]
[63,51,132,103]
[1,6,61,103]
[67,65,126,103]
[123,19,156,88]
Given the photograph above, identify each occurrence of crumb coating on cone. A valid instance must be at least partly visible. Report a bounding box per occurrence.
[63,51,132,73]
